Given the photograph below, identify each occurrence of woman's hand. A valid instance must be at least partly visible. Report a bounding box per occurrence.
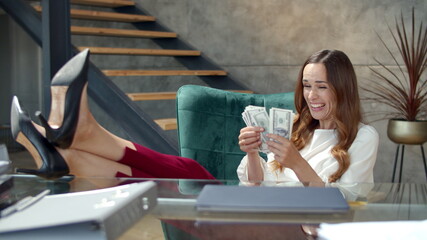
[266,134,302,169]
[239,126,264,182]
[266,133,324,184]
[238,126,263,154]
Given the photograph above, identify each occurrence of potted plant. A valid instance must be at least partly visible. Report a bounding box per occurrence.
[363,8,427,145]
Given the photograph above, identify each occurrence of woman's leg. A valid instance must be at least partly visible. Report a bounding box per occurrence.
[58,147,161,178]
[34,118,215,179]
[118,142,215,180]
[58,147,132,177]
[44,84,215,179]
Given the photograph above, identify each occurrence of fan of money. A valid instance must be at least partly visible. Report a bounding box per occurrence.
[242,106,294,153]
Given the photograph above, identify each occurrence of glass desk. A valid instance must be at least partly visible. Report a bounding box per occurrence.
[2,175,427,240]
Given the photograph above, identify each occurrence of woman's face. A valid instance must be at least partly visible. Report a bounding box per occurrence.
[302,63,336,129]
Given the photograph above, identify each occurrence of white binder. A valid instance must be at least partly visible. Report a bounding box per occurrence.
[0,181,157,240]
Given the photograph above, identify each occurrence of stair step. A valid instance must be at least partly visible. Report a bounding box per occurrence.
[77,47,201,56]
[103,70,227,76]
[70,0,135,7]
[127,92,176,101]
[71,26,177,38]
[154,118,177,131]
[33,6,155,22]
[127,90,254,101]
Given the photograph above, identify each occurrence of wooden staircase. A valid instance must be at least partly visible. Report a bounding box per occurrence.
[32,0,251,132]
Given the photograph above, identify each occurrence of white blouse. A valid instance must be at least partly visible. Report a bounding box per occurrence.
[237,123,379,184]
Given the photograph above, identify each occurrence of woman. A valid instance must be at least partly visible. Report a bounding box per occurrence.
[237,49,379,184]
[11,49,215,180]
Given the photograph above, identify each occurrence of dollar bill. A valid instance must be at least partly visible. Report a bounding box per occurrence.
[250,110,270,153]
[243,107,270,152]
[269,108,294,140]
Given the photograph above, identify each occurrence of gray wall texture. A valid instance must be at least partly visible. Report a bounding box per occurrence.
[1,0,427,182]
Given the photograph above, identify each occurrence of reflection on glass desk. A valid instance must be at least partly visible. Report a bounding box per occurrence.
[3,175,427,239]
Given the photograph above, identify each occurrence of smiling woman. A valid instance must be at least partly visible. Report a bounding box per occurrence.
[237,49,379,184]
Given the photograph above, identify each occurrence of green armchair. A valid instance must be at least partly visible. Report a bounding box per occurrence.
[176,85,295,180]
[162,85,295,240]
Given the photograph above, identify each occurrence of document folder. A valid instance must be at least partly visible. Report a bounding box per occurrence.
[196,185,349,213]
[0,181,157,240]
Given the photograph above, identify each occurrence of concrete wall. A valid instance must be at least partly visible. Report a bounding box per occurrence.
[136,0,427,182]
[0,14,42,125]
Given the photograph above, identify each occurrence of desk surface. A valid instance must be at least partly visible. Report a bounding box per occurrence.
[4,175,427,239]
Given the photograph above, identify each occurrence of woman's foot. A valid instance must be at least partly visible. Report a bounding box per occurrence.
[37,49,90,149]
[11,96,69,179]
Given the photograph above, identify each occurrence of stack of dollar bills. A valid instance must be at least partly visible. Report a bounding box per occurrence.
[241,106,294,153]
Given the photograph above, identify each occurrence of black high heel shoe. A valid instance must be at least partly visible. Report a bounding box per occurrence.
[11,96,69,179]
[36,49,90,149]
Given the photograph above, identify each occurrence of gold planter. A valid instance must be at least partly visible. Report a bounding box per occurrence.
[387,119,427,145]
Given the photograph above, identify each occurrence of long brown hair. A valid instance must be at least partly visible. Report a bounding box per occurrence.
[273,50,362,182]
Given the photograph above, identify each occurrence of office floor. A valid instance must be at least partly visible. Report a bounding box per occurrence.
[7,149,166,240]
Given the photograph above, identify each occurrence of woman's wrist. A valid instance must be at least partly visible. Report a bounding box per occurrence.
[247,152,260,161]
[292,157,324,184]
[246,152,263,182]
[291,156,307,173]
